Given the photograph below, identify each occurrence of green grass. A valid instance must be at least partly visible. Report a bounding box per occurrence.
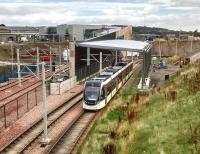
[78,63,200,154]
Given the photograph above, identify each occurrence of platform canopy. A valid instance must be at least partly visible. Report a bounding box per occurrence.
[77,39,151,52]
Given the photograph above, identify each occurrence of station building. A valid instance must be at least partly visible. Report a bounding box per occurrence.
[73,26,134,81]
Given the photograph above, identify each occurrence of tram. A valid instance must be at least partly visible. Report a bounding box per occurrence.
[83,61,133,110]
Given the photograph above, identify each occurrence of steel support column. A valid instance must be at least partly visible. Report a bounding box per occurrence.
[87,47,90,66]
[100,52,102,74]
[142,50,145,89]
[115,50,118,65]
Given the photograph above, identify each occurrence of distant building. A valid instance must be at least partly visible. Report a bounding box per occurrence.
[179,34,191,40]
[57,24,103,42]
[166,34,176,40]
[38,26,58,42]
[0,25,38,42]
[188,35,200,41]
[135,34,160,41]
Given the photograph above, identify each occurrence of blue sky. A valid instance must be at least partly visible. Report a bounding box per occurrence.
[0,0,200,31]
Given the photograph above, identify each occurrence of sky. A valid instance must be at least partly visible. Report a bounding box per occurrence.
[0,0,200,31]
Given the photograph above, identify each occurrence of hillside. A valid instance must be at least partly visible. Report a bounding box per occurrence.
[78,62,200,154]
[133,26,193,36]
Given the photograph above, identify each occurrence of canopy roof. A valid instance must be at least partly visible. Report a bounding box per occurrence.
[78,40,151,52]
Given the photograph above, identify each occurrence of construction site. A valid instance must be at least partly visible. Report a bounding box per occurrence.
[0,24,200,154]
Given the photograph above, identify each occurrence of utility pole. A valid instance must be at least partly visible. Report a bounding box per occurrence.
[159,38,161,59]
[190,36,193,53]
[49,46,52,73]
[59,46,62,70]
[41,62,50,144]
[142,50,145,89]
[17,48,22,86]
[100,52,102,74]
[11,41,13,72]
[36,47,40,78]
[175,39,178,56]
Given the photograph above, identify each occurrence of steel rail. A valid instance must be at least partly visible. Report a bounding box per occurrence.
[0,66,69,102]
[0,92,83,154]
[46,112,96,154]
[0,64,68,92]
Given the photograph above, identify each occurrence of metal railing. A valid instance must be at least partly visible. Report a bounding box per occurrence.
[0,84,44,131]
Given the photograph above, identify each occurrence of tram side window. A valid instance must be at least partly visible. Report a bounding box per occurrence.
[106,81,115,95]
[118,72,122,83]
[100,87,105,100]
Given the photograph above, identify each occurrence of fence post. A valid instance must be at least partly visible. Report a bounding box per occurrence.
[17,98,19,119]
[27,92,29,111]
[4,106,6,128]
[35,88,37,106]
[59,82,61,95]
[37,47,40,78]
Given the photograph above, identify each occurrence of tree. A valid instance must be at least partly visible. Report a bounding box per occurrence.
[193,29,200,37]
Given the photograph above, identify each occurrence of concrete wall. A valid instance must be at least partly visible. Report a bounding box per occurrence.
[72,25,102,41]
[69,42,75,77]
[57,24,103,42]
[57,24,69,42]
[38,26,48,35]
[152,40,200,57]
[0,34,16,42]
[50,77,77,95]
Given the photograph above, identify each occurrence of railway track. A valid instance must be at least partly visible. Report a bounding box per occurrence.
[46,112,96,154]
[0,64,68,93]
[0,65,69,102]
[0,92,83,154]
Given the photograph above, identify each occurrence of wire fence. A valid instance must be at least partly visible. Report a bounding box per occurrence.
[0,84,49,131]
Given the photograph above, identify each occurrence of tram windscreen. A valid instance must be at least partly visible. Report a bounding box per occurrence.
[84,82,101,101]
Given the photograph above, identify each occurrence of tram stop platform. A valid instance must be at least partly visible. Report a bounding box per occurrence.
[0,85,83,151]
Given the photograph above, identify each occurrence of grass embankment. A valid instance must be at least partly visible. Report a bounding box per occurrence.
[78,62,200,154]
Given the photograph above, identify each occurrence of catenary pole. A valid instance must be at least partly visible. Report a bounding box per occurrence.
[41,62,50,144]
[36,47,40,78]
[17,48,22,86]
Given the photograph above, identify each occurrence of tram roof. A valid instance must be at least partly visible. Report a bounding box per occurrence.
[77,40,151,52]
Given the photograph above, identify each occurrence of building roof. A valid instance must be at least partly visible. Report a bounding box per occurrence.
[0,26,38,34]
[77,39,151,52]
[85,27,121,41]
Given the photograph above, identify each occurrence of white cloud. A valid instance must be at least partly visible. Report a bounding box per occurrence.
[0,1,199,31]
